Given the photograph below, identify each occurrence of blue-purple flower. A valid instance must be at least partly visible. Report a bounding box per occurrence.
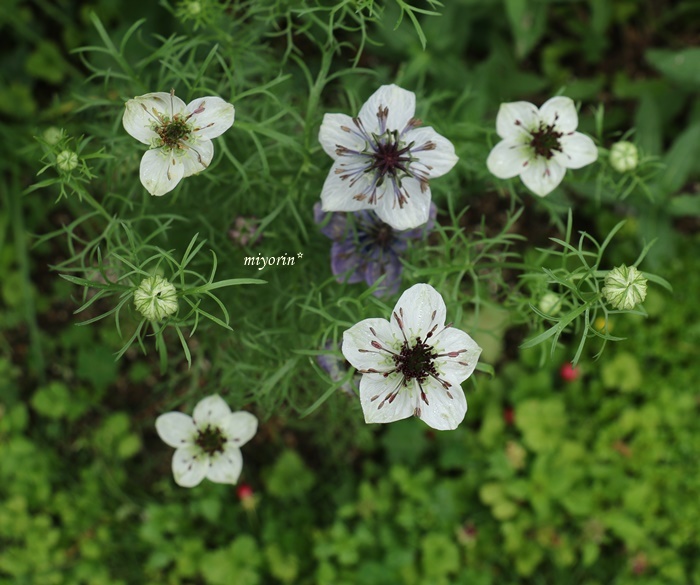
[314,202,437,297]
[316,340,358,396]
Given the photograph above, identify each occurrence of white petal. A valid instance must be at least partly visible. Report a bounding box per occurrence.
[539,96,578,133]
[319,113,366,160]
[342,317,400,372]
[320,160,378,213]
[432,327,482,384]
[187,96,235,140]
[391,283,446,342]
[193,394,231,428]
[180,139,214,177]
[520,157,567,197]
[416,376,467,431]
[172,446,207,488]
[558,132,598,169]
[406,127,458,179]
[359,374,415,425]
[139,148,185,196]
[496,101,539,139]
[374,177,431,231]
[155,412,196,448]
[486,140,531,179]
[123,101,159,145]
[205,444,243,484]
[221,411,258,447]
[358,84,416,134]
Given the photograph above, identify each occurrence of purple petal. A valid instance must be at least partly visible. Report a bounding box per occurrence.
[365,256,403,297]
[314,202,348,240]
[331,240,365,283]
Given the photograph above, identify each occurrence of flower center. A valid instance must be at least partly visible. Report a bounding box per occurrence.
[365,130,413,184]
[157,116,191,149]
[393,337,438,385]
[369,222,395,249]
[529,122,563,159]
[195,425,226,455]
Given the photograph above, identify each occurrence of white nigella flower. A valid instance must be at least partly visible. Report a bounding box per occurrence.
[123,90,235,196]
[318,84,458,231]
[486,96,598,197]
[342,283,482,430]
[155,394,257,488]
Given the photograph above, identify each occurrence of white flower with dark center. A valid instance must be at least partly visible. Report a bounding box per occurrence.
[486,96,598,197]
[123,90,235,196]
[319,84,458,231]
[155,394,257,488]
[342,283,482,430]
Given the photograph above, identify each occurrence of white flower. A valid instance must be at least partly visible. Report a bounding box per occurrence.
[155,394,257,488]
[318,84,458,231]
[123,90,235,196]
[133,275,179,321]
[486,96,598,197]
[342,283,482,430]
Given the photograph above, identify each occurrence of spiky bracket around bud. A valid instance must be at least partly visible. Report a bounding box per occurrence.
[602,265,647,311]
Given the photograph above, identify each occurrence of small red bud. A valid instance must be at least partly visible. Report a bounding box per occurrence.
[560,363,580,382]
[237,483,254,501]
[503,407,515,426]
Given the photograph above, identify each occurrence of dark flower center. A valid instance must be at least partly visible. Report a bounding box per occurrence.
[529,122,563,159]
[393,337,438,385]
[157,116,191,149]
[366,130,413,183]
[195,425,226,455]
[370,223,395,249]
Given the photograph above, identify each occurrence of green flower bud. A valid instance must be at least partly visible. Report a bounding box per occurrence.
[43,127,63,145]
[602,265,647,311]
[538,292,562,316]
[609,141,638,173]
[56,150,79,171]
[134,275,178,321]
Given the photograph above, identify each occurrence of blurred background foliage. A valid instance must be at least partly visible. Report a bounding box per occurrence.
[1,0,700,583]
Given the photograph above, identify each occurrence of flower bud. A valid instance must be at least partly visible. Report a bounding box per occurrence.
[538,292,562,316]
[602,265,647,310]
[609,141,638,173]
[133,275,178,320]
[559,363,580,382]
[237,483,256,512]
[56,150,79,171]
[43,127,63,145]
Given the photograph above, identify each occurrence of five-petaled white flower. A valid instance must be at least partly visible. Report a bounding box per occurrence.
[123,90,235,196]
[486,96,598,197]
[155,394,257,488]
[342,283,482,430]
[318,84,458,231]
